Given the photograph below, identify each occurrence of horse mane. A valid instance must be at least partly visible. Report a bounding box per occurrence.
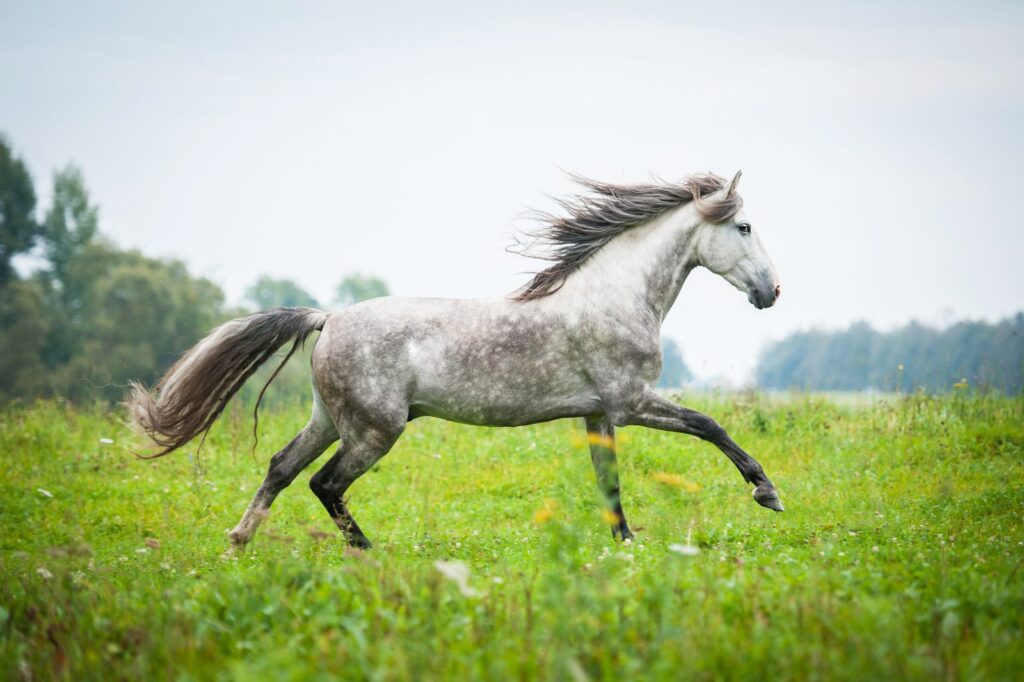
[511,172,743,302]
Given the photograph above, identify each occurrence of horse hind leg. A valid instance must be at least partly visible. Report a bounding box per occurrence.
[227,399,339,550]
[309,422,404,550]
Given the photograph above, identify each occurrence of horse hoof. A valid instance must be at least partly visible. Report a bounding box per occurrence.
[222,544,245,559]
[610,525,635,542]
[226,531,250,553]
[753,485,784,512]
[347,534,373,550]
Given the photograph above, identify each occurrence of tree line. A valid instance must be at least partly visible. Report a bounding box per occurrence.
[0,135,392,403]
[756,316,1024,394]
[12,126,1016,401]
[7,130,1017,401]
[1,134,701,404]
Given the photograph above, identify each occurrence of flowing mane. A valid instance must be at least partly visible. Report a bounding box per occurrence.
[512,172,743,301]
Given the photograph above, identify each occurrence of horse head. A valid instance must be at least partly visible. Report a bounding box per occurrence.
[693,171,781,310]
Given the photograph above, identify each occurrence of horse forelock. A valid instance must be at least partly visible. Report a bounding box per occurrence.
[512,172,743,301]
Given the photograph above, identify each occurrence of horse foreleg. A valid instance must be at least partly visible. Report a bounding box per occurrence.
[227,419,339,551]
[584,415,634,541]
[623,389,783,512]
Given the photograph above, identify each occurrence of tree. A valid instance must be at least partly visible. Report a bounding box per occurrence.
[0,277,53,400]
[51,245,225,401]
[0,135,39,285]
[657,337,694,389]
[335,273,389,307]
[0,140,231,403]
[42,166,99,294]
[245,275,319,310]
[35,168,101,369]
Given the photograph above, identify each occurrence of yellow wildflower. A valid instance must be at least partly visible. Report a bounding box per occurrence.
[652,472,702,493]
[533,499,558,525]
[586,433,616,449]
[571,432,617,449]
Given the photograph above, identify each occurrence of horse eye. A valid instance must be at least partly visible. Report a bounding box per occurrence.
[738,222,751,235]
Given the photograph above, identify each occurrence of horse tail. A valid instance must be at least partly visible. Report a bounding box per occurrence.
[125,307,328,457]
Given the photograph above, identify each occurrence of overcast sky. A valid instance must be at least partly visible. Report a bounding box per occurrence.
[3,1,1022,383]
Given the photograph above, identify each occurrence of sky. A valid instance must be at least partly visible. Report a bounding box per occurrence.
[2,1,1022,383]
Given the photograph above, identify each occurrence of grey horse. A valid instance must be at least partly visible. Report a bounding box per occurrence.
[127,170,783,551]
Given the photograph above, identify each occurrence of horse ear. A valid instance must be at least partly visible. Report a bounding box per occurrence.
[726,170,742,196]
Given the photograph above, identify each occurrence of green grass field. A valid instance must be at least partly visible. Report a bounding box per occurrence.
[1,393,1022,680]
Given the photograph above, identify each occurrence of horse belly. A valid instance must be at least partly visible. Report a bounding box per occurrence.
[409,350,599,426]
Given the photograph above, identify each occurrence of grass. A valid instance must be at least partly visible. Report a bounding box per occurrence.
[1,392,1022,680]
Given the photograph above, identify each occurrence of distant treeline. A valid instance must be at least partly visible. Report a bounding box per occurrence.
[658,337,693,389]
[0,134,389,404]
[1,134,700,405]
[756,317,1024,394]
[7,133,1016,403]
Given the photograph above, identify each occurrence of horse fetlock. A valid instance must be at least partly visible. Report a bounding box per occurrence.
[752,484,784,512]
[228,507,270,547]
[227,528,251,549]
[227,515,264,545]
[331,512,373,549]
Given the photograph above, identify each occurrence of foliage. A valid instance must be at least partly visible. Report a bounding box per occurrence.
[0,147,227,403]
[42,166,99,299]
[0,135,39,285]
[0,278,52,397]
[47,243,225,402]
[335,273,389,307]
[757,317,1024,394]
[3,240,228,403]
[657,337,693,389]
[1,393,1022,680]
[0,137,397,406]
[245,275,319,310]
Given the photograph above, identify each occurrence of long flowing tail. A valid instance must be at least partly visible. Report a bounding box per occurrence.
[126,307,328,457]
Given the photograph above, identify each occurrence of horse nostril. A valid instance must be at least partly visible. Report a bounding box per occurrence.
[774,284,782,299]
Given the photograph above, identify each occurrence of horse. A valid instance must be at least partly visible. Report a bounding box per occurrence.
[127,170,783,551]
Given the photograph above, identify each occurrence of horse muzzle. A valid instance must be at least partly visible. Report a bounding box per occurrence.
[748,281,781,310]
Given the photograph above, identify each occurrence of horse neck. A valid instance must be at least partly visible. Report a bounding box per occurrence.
[554,204,701,322]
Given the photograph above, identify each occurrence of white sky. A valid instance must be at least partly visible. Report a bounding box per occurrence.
[2,1,1022,383]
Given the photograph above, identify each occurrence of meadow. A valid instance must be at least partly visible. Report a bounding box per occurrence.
[1,392,1022,680]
